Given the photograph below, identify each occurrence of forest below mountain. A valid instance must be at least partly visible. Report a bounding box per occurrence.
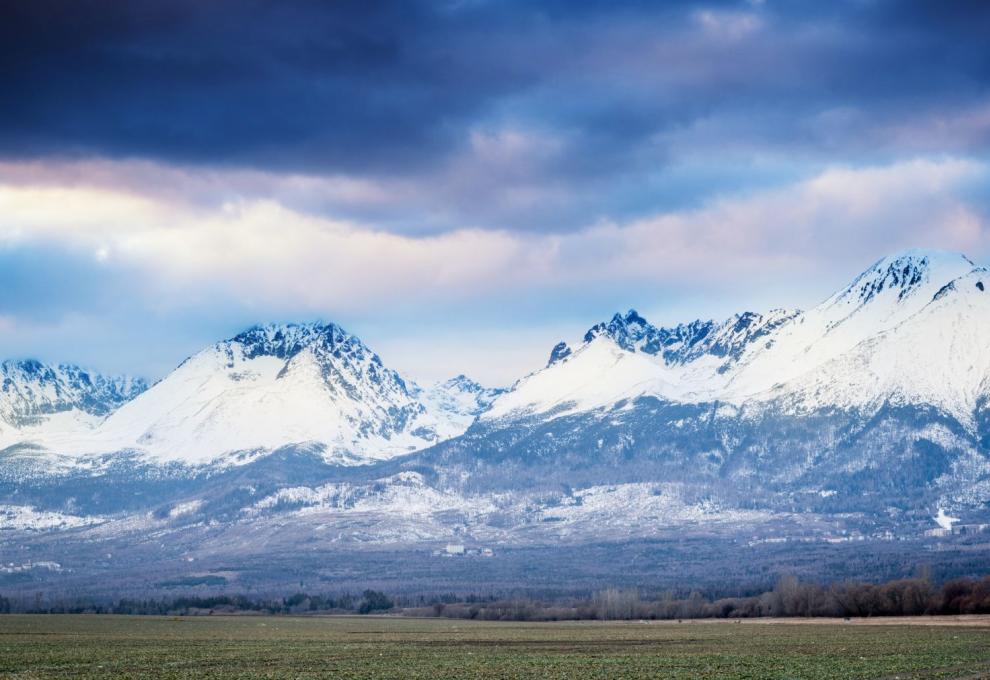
[4,574,989,621]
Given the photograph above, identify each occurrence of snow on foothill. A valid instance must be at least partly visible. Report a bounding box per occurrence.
[0,505,102,532]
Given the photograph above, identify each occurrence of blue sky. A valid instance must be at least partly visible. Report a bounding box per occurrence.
[1,0,989,384]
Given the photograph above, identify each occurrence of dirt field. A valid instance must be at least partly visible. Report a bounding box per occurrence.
[712,614,990,627]
[0,614,988,679]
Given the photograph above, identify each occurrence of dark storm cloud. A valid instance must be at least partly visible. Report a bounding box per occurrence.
[0,1,527,172]
[1,0,988,229]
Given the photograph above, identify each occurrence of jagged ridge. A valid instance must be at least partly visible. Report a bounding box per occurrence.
[0,360,146,426]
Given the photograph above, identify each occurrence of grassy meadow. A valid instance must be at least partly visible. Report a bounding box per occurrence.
[0,614,988,679]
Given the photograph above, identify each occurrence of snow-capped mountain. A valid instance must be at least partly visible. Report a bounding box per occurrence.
[0,360,146,443]
[86,322,450,464]
[718,249,980,401]
[486,249,986,421]
[1,360,145,424]
[2,322,495,466]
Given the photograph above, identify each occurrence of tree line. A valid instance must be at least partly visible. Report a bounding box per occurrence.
[1,575,988,619]
[407,575,990,621]
[0,590,393,615]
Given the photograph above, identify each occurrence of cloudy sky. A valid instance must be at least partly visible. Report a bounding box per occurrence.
[1,0,989,385]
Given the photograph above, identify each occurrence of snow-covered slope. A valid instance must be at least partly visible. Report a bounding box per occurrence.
[722,249,979,399]
[416,375,505,433]
[11,323,495,466]
[773,267,990,423]
[485,249,987,422]
[484,336,679,419]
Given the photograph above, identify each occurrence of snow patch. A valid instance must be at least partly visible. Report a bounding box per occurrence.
[0,505,102,532]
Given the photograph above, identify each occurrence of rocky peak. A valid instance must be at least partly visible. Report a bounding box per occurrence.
[836,249,976,307]
[0,360,147,423]
[548,341,573,367]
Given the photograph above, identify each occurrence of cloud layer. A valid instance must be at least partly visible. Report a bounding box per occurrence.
[2,1,989,234]
[1,156,987,382]
[1,1,989,382]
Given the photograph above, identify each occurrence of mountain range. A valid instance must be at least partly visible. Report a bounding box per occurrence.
[2,248,990,595]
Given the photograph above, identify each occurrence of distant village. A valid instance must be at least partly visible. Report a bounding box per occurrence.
[923,522,990,538]
[746,520,990,548]
[431,544,495,558]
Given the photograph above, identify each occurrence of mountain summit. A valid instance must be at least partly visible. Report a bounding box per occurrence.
[831,249,975,308]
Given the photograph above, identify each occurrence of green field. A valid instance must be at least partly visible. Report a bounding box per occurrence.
[0,615,988,679]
